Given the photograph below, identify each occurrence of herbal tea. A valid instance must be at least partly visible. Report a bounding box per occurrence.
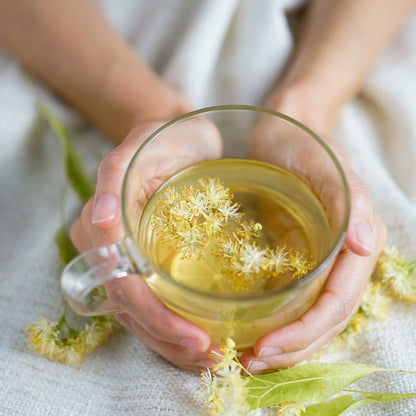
[62,106,348,350]
[138,158,331,346]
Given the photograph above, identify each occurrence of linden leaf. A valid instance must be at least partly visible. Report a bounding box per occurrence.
[54,226,78,266]
[245,362,383,409]
[346,390,416,409]
[39,104,95,202]
[304,391,416,415]
[303,395,356,415]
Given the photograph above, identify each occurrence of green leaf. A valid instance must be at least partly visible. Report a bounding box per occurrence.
[347,390,416,409]
[54,226,78,266]
[304,391,416,415]
[245,362,383,409]
[39,104,95,202]
[304,395,356,416]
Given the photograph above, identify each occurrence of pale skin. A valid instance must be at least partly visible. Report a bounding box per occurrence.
[1,0,414,373]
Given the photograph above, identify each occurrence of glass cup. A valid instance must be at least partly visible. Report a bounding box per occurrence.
[61,105,350,349]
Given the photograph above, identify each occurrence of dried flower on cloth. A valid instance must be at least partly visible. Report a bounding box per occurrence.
[27,314,119,365]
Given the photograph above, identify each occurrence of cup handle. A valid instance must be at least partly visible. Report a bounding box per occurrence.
[61,239,144,316]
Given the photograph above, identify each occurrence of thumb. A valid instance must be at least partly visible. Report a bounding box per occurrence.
[344,170,377,257]
[90,122,164,239]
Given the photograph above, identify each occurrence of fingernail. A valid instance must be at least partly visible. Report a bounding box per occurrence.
[197,359,216,368]
[355,222,376,253]
[247,361,270,373]
[92,194,118,224]
[258,347,282,357]
[180,338,204,351]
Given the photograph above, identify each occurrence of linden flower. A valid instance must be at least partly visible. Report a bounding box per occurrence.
[151,178,240,256]
[210,338,241,377]
[360,281,391,321]
[217,203,241,222]
[232,242,269,277]
[199,178,232,209]
[264,246,290,275]
[200,370,223,415]
[233,221,262,243]
[328,280,391,350]
[329,310,370,350]
[289,250,315,279]
[200,338,253,416]
[377,246,416,303]
[27,315,119,365]
[152,176,316,292]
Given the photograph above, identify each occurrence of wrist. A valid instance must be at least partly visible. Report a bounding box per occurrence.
[84,55,191,143]
[265,78,346,138]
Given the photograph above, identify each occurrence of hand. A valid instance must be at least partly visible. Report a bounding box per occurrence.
[70,119,223,371]
[239,89,387,374]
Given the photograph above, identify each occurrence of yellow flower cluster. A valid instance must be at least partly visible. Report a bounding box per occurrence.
[151,177,315,291]
[377,246,416,303]
[328,245,415,351]
[151,178,241,257]
[200,338,252,416]
[329,281,391,350]
[199,338,306,416]
[27,314,119,365]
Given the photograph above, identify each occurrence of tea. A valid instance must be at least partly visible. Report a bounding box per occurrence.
[138,158,331,346]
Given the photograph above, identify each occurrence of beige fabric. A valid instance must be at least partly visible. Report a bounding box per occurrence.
[0,1,415,415]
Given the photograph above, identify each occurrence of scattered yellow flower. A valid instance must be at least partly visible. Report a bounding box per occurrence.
[377,246,416,303]
[27,314,119,365]
[200,338,253,416]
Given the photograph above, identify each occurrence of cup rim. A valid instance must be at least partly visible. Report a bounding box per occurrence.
[121,104,351,301]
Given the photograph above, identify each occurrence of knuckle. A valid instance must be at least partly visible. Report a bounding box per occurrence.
[349,178,374,215]
[349,175,369,198]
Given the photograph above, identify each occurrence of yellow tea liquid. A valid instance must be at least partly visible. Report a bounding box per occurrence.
[138,158,331,347]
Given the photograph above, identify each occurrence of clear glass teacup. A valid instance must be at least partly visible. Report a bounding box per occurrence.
[62,105,350,349]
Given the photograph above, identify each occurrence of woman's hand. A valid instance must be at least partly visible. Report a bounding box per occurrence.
[70,120,223,371]
[238,87,387,374]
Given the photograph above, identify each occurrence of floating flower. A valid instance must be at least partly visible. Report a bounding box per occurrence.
[151,177,315,292]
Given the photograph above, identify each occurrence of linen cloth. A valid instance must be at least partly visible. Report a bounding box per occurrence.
[0,1,415,415]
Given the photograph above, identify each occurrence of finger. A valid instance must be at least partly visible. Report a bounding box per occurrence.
[247,245,380,362]
[345,174,377,256]
[77,196,124,248]
[244,215,386,367]
[70,216,92,252]
[116,313,218,372]
[241,318,348,373]
[104,273,211,352]
[91,122,164,231]
[328,141,379,257]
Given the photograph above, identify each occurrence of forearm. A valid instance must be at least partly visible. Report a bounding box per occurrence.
[0,0,190,142]
[270,0,416,132]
